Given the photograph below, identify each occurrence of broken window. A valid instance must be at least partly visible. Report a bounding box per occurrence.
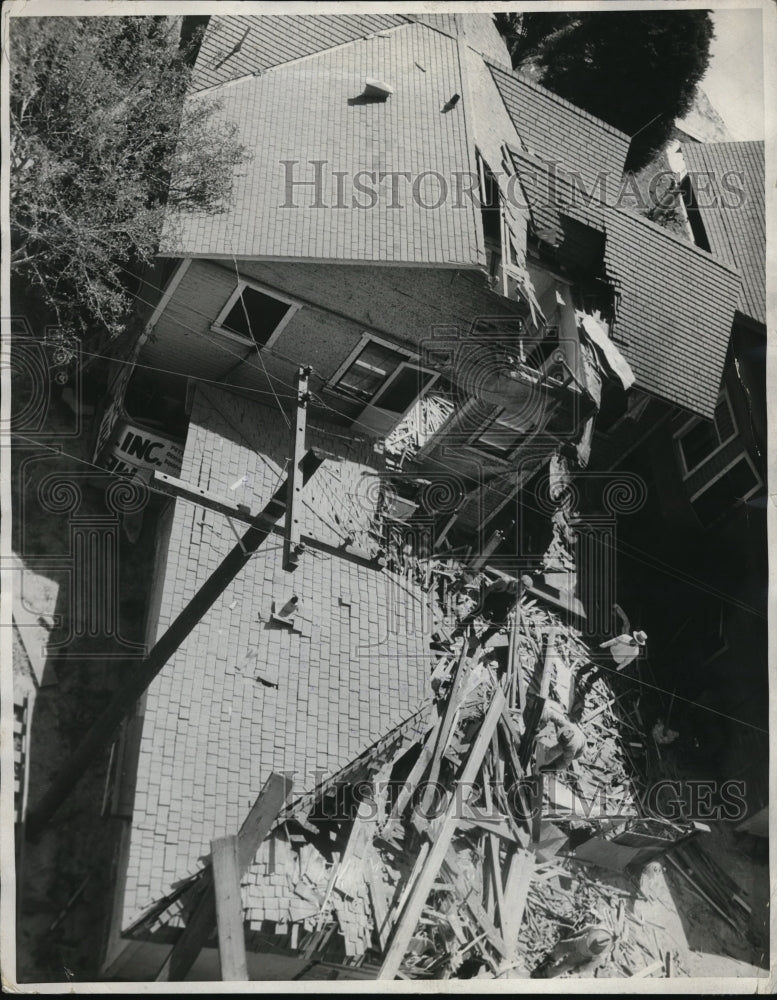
[676,391,737,475]
[334,340,409,403]
[214,282,297,348]
[473,407,534,458]
[690,454,761,528]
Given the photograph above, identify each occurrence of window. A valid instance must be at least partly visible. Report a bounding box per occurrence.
[332,338,410,403]
[213,281,298,349]
[472,407,533,458]
[676,391,737,476]
[690,454,761,528]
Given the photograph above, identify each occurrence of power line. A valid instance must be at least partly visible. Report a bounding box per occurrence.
[18,253,767,619]
[10,427,766,736]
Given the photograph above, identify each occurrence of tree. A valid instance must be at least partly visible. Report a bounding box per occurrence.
[498,11,714,170]
[10,16,249,353]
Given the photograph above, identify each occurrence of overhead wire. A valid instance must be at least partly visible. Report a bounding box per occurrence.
[26,251,767,621]
[13,240,766,619]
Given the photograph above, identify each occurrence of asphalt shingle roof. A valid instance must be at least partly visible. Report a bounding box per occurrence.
[682,140,765,327]
[510,149,741,419]
[162,21,483,266]
[489,63,632,196]
[121,386,433,929]
[190,13,409,92]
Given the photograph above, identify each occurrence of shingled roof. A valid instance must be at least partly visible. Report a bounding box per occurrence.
[120,386,433,929]
[162,19,483,266]
[489,63,632,195]
[682,140,765,328]
[509,149,741,419]
[190,13,409,93]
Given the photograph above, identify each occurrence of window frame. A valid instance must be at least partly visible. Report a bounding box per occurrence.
[687,449,762,507]
[211,278,300,350]
[674,387,738,478]
[467,407,531,462]
[326,333,416,404]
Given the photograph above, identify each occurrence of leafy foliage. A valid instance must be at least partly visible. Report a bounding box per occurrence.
[496,11,714,170]
[11,16,249,344]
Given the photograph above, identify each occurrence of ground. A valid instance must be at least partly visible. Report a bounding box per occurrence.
[12,373,162,982]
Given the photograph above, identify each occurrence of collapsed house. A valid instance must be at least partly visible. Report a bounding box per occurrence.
[80,12,764,982]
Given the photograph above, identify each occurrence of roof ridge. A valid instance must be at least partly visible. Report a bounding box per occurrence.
[190,19,416,98]
[486,59,632,143]
[682,138,765,151]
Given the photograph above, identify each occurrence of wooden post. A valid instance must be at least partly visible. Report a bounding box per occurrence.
[212,835,248,981]
[378,688,506,979]
[23,443,315,843]
[156,772,292,981]
[470,528,505,573]
[416,643,470,817]
[500,848,535,957]
[283,366,311,571]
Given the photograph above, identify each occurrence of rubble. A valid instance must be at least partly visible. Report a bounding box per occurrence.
[209,563,720,980]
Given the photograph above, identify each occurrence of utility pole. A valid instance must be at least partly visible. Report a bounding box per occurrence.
[283,367,311,571]
[26,449,323,840]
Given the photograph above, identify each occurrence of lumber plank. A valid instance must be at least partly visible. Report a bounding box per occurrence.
[500,848,535,957]
[442,850,509,961]
[211,835,248,981]
[417,643,470,817]
[156,773,293,981]
[378,688,506,979]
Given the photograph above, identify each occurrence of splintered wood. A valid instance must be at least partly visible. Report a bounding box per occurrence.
[238,575,719,979]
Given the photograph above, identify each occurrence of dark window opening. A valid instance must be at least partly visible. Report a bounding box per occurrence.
[221,286,293,347]
[680,175,711,253]
[377,366,436,415]
[480,162,502,245]
[474,408,532,458]
[334,341,407,403]
[678,394,736,472]
[692,457,759,528]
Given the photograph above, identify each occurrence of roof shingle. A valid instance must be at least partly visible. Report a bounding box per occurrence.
[120,386,433,929]
[682,140,765,327]
[190,13,409,92]
[489,63,632,195]
[163,21,483,267]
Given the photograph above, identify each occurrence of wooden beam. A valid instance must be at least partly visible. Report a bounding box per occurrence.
[387,716,442,824]
[212,835,248,981]
[483,778,506,936]
[26,439,316,839]
[500,848,535,957]
[416,643,470,817]
[156,773,293,981]
[378,687,506,979]
[470,528,505,572]
[441,850,509,964]
[284,366,311,571]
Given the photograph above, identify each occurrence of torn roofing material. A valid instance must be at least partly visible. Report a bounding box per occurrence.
[488,62,632,197]
[162,21,483,266]
[682,140,765,328]
[508,149,741,420]
[119,385,433,930]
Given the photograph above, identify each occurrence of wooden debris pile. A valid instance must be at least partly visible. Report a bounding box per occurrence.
[231,563,712,979]
[384,392,456,468]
